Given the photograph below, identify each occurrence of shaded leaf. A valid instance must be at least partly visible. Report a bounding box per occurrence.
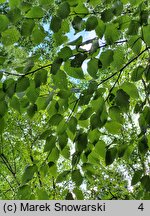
[140,175,150,192]
[131,170,143,186]
[50,16,62,33]
[2,27,20,45]
[86,16,98,31]
[25,6,44,18]
[56,170,70,183]
[16,77,30,92]
[71,169,83,186]
[79,107,93,120]
[105,147,117,166]
[57,2,70,19]
[22,165,38,184]
[44,135,56,152]
[87,58,99,79]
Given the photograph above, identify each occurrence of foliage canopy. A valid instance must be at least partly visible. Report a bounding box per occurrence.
[0,0,150,200]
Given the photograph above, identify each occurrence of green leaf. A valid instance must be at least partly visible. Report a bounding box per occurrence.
[109,106,123,124]
[140,175,150,192]
[112,1,123,15]
[88,129,101,143]
[131,66,144,82]
[75,133,88,152]
[3,78,16,98]
[71,53,87,68]
[68,116,77,134]
[105,147,117,166]
[118,145,127,158]
[25,6,44,18]
[101,9,114,22]
[50,16,62,33]
[128,36,142,54]
[143,25,150,46]
[0,15,9,33]
[144,66,150,82]
[131,170,143,186]
[0,117,5,134]
[58,46,73,61]
[23,60,34,74]
[113,47,125,69]
[129,0,143,5]
[16,77,30,92]
[58,132,68,150]
[65,192,74,200]
[95,19,105,39]
[26,87,39,104]
[68,36,82,46]
[72,151,80,167]
[44,135,56,152]
[31,25,46,44]
[53,31,68,46]
[57,2,70,19]
[121,82,139,98]
[138,136,149,155]
[37,189,49,200]
[115,89,130,112]
[57,120,67,135]
[100,50,114,68]
[2,27,21,45]
[87,58,99,79]
[86,16,98,31]
[95,140,106,159]
[71,169,83,186]
[64,61,84,79]
[143,106,150,126]
[27,104,37,118]
[74,3,89,15]
[72,16,83,32]
[79,107,93,120]
[10,96,20,113]
[34,69,47,87]
[127,20,139,35]
[9,0,21,8]
[17,185,32,200]
[61,145,70,159]
[7,8,21,23]
[22,164,38,184]
[105,121,122,134]
[56,170,70,183]
[39,129,52,140]
[73,188,84,200]
[90,113,100,130]
[49,114,63,126]
[105,23,119,44]
[140,10,148,25]
[51,57,63,75]
[52,70,68,89]
[48,148,60,163]
[21,20,35,37]
[0,101,8,117]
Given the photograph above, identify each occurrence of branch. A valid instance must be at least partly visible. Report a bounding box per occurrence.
[0,153,20,185]
[0,173,15,193]
[67,98,80,122]
[98,46,150,93]
[1,63,52,77]
[23,63,52,76]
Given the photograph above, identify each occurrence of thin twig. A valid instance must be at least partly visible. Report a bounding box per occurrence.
[1,63,52,77]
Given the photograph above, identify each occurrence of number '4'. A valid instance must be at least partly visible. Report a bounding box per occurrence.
[138,203,144,211]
